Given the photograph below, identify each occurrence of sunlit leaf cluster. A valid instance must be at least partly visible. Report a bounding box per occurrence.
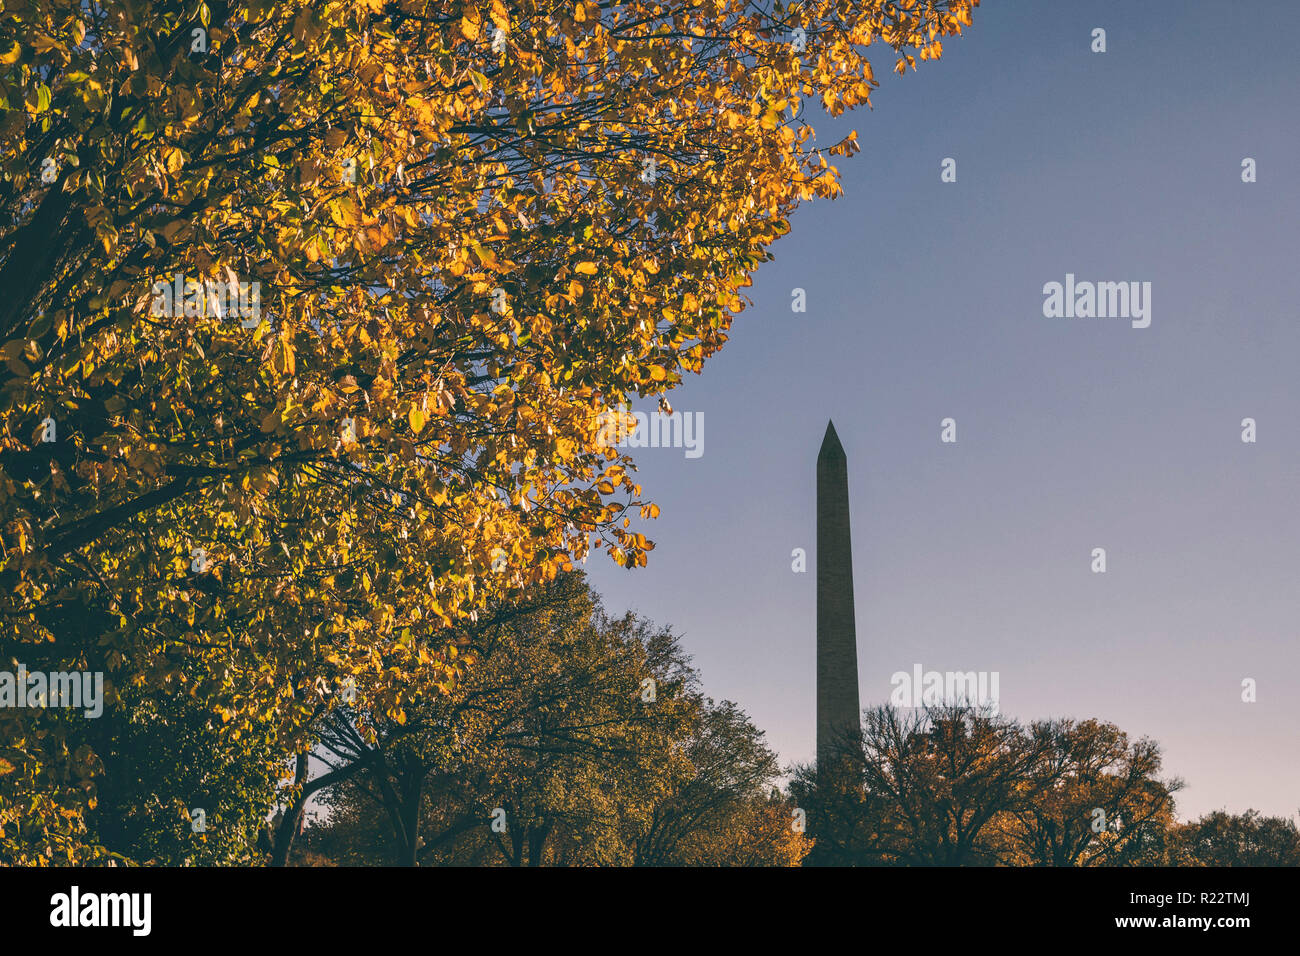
[0,0,977,862]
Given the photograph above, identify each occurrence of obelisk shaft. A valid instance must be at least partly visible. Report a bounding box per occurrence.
[816,420,861,771]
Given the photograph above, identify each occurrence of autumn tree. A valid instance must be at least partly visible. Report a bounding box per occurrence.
[298,572,697,866]
[997,718,1183,867]
[1175,809,1300,867]
[627,698,808,866]
[789,743,893,866]
[0,0,979,862]
[668,788,810,867]
[793,705,1182,867]
[860,706,1056,865]
[260,578,601,865]
[85,679,286,865]
[295,573,804,866]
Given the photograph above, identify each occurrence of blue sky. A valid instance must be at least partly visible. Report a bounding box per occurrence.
[587,0,1300,820]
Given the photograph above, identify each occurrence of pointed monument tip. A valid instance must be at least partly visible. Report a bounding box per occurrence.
[818,419,845,460]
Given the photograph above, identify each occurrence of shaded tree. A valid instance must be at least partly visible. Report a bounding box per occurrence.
[628,698,803,865]
[87,680,285,865]
[296,573,802,865]
[998,718,1182,867]
[1176,809,1300,866]
[794,705,1182,867]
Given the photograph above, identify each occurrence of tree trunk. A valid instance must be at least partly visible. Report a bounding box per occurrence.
[270,751,373,866]
[527,821,552,866]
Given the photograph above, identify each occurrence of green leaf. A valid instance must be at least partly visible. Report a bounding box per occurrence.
[28,84,51,113]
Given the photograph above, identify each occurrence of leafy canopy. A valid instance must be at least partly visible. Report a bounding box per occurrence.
[0,0,978,862]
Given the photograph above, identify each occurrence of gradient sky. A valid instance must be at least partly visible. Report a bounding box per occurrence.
[585,0,1300,821]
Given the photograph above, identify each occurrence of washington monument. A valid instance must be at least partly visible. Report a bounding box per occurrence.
[816,420,861,772]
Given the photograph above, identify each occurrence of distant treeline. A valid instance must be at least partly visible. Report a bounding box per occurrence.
[72,573,1300,867]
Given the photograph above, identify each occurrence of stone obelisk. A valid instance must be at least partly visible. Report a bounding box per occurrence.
[816,420,861,772]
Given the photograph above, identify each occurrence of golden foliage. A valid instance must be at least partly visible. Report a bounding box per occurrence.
[0,0,978,862]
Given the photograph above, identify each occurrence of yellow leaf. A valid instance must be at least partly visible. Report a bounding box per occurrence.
[274,338,295,376]
[575,262,598,275]
[490,0,510,30]
[409,406,426,434]
[163,148,186,173]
